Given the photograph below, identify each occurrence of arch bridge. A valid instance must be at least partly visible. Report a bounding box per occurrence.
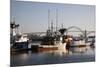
[26,26,95,37]
[65,26,95,37]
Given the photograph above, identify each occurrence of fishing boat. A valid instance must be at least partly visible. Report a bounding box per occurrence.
[13,34,29,50]
[31,31,67,51]
[31,26,77,51]
[10,21,29,52]
[31,10,72,51]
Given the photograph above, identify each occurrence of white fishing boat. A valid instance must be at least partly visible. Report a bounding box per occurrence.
[14,34,29,49]
[10,21,29,51]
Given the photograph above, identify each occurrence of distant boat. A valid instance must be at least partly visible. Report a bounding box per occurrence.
[71,38,95,47]
[72,40,88,47]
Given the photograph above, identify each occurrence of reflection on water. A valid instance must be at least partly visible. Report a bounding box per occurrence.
[11,45,95,66]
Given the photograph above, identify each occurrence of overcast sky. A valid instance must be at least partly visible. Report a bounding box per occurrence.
[10,0,95,33]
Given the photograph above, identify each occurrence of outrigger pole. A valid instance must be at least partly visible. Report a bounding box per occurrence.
[56,9,58,31]
[48,9,50,30]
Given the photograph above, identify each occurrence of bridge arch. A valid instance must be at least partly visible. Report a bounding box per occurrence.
[65,26,85,35]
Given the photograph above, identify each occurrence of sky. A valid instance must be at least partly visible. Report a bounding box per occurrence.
[10,0,95,33]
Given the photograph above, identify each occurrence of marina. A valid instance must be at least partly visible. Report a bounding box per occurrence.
[10,19,95,66]
[10,1,95,66]
[10,19,95,52]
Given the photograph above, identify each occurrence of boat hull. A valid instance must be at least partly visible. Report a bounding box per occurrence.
[31,43,66,51]
[11,41,29,51]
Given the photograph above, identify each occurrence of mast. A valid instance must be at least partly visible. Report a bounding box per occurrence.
[11,17,16,36]
[48,9,50,30]
[61,9,63,28]
[10,17,19,36]
[62,23,63,28]
[51,19,53,33]
[56,9,58,31]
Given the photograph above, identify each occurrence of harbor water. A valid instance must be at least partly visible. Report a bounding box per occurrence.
[11,42,95,66]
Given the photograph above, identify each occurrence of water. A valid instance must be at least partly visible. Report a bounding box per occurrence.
[11,42,95,66]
